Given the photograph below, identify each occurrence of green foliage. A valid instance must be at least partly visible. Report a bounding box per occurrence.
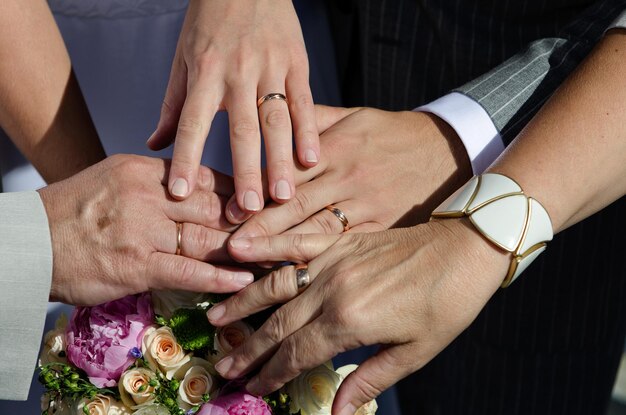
[167,308,216,352]
[264,391,299,415]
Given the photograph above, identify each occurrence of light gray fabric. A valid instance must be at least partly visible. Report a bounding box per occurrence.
[0,191,52,400]
[456,2,626,145]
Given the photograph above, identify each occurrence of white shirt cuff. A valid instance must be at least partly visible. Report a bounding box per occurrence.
[415,92,505,174]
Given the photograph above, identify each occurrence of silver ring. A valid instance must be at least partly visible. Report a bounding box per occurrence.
[257,93,287,108]
[295,264,310,293]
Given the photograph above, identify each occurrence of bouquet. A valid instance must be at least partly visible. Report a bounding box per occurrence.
[37,291,377,415]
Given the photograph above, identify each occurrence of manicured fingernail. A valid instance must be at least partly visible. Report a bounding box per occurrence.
[206,304,225,322]
[229,238,251,250]
[339,403,357,415]
[305,149,318,163]
[228,201,247,222]
[244,191,261,212]
[234,272,254,286]
[146,130,157,145]
[171,178,188,197]
[215,356,233,376]
[246,377,261,395]
[275,180,291,200]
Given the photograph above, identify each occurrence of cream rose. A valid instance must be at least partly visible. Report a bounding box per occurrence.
[151,290,213,319]
[335,365,377,415]
[176,365,217,410]
[209,321,254,363]
[76,395,132,415]
[286,362,342,415]
[39,314,68,366]
[118,367,157,409]
[142,326,191,378]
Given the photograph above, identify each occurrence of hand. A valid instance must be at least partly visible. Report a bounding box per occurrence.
[225,106,472,236]
[37,154,253,306]
[206,220,509,414]
[147,0,319,211]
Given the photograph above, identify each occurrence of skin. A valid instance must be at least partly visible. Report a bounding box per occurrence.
[206,30,626,414]
[0,0,105,183]
[148,0,319,211]
[37,154,253,306]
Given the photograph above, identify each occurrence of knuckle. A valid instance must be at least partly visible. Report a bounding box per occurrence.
[178,259,200,286]
[231,119,260,141]
[286,191,314,218]
[199,192,222,223]
[263,313,286,344]
[234,168,261,187]
[191,52,217,74]
[263,109,290,129]
[177,117,204,136]
[352,374,383,401]
[266,268,293,300]
[310,212,340,234]
[281,338,304,374]
[290,93,314,111]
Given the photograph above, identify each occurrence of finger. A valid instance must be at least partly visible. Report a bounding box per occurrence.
[164,191,236,232]
[332,344,416,415]
[228,84,264,213]
[178,223,232,263]
[232,175,339,238]
[214,293,321,380]
[207,262,321,326]
[147,52,187,150]
[169,77,221,199]
[155,159,235,197]
[146,252,254,293]
[258,85,295,203]
[315,105,361,134]
[284,201,364,235]
[286,69,319,167]
[227,233,340,264]
[347,222,386,233]
[244,317,341,396]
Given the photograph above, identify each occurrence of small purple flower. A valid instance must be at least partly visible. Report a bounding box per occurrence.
[129,347,143,359]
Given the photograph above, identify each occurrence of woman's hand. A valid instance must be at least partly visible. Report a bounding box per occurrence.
[148,0,319,212]
[206,220,509,414]
[225,106,472,235]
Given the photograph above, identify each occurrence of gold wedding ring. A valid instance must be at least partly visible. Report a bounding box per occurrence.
[295,264,310,293]
[175,222,183,255]
[325,205,350,232]
[257,93,287,108]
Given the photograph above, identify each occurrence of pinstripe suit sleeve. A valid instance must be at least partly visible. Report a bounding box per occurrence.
[455,4,626,145]
[0,191,52,400]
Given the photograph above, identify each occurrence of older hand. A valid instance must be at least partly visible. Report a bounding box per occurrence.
[38,154,253,306]
[147,0,318,211]
[206,220,509,414]
[226,106,472,236]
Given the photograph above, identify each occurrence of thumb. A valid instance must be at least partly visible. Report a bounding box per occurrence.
[228,233,341,263]
[333,345,415,415]
[315,105,361,133]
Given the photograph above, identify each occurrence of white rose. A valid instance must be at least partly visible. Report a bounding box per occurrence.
[286,363,342,415]
[39,314,68,366]
[132,404,171,415]
[208,321,254,363]
[176,364,217,410]
[335,365,377,415]
[152,290,213,319]
[118,367,157,409]
[142,326,191,378]
[76,395,132,415]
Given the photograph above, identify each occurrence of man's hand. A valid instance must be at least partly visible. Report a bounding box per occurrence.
[38,154,253,306]
[147,0,319,211]
[226,106,473,237]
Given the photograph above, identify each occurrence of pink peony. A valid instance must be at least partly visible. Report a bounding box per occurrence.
[66,293,154,388]
[198,390,271,415]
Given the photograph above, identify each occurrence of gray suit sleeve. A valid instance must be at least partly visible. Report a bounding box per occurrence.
[455,3,626,145]
[0,191,52,400]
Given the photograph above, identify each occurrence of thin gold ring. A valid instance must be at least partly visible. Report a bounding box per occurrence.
[257,93,287,108]
[294,264,310,293]
[325,205,350,232]
[175,222,183,255]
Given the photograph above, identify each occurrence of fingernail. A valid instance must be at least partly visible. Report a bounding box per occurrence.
[171,178,188,197]
[215,356,233,376]
[146,130,157,145]
[305,149,318,163]
[275,180,291,200]
[228,201,248,222]
[246,377,262,395]
[339,403,357,415]
[229,238,251,250]
[234,272,254,287]
[206,304,225,322]
[244,191,261,212]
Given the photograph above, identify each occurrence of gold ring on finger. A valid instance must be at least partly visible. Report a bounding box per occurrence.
[175,222,183,255]
[257,93,287,108]
[325,205,350,232]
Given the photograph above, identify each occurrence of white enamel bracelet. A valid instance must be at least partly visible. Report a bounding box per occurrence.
[432,173,554,287]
